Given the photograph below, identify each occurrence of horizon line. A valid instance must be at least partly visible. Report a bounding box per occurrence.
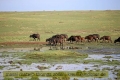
[0,10,120,12]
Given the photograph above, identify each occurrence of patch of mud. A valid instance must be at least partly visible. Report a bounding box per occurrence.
[0,47,50,53]
[0,52,120,80]
[0,44,120,80]
[0,48,33,52]
[76,47,120,54]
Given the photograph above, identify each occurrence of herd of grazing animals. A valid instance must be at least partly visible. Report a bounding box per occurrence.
[30,33,120,46]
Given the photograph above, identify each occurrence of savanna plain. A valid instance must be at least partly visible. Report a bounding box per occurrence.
[0,11,120,80]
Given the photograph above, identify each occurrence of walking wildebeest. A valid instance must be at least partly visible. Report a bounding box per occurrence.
[60,34,68,41]
[100,36,112,43]
[46,35,64,49]
[67,35,81,43]
[52,34,68,42]
[92,34,100,39]
[46,37,62,46]
[85,35,94,42]
[30,33,40,41]
[114,37,120,43]
[85,34,100,42]
[92,34,100,42]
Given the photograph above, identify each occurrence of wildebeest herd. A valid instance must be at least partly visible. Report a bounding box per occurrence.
[30,33,120,48]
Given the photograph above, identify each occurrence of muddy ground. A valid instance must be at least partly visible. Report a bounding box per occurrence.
[0,41,120,80]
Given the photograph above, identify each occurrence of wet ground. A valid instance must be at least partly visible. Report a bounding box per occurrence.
[0,42,120,80]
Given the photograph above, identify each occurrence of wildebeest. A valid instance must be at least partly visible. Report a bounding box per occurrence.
[67,35,81,43]
[92,34,100,42]
[114,37,120,43]
[60,34,68,41]
[92,34,100,39]
[46,37,59,46]
[53,37,64,46]
[85,34,100,42]
[85,35,94,42]
[30,33,40,41]
[52,34,68,42]
[46,35,64,49]
[100,36,112,43]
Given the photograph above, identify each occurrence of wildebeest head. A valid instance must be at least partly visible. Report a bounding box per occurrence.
[67,36,73,41]
[100,36,104,40]
[114,37,120,43]
[114,39,117,43]
[29,35,33,38]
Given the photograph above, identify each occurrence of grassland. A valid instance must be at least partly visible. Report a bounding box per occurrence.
[0,10,120,42]
[0,50,88,64]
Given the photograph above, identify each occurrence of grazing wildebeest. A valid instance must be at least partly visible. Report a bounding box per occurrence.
[54,37,64,46]
[46,37,60,45]
[85,34,100,42]
[85,35,94,42]
[67,35,81,43]
[46,36,64,49]
[92,34,100,42]
[60,34,68,41]
[30,33,40,41]
[92,34,100,39]
[100,36,112,43]
[52,34,68,42]
[114,37,120,43]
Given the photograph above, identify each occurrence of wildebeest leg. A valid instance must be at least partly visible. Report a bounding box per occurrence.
[75,39,79,44]
[33,38,36,41]
[87,38,91,42]
[63,39,65,42]
[95,39,99,43]
[110,39,112,43]
[54,42,57,49]
[60,42,63,50]
[60,43,62,49]
[97,38,99,43]
[102,40,104,43]
[94,39,97,42]
[108,40,111,43]
[37,38,39,41]
[105,40,107,43]
[49,41,53,50]
[38,38,40,41]
[62,42,64,49]
[50,44,52,50]
[102,39,104,43]
[70,40,72,43]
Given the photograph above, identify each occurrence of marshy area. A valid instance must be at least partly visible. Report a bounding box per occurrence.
[0,42,120,80]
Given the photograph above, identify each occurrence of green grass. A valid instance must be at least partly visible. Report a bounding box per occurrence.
[0,10,120,42]
[0,66,4,69]
[14,50,88,64]
[83,59,120,65]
